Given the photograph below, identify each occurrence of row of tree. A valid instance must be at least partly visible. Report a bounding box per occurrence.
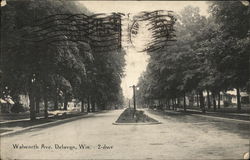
[0,0,126,120]
[136,1,250,112]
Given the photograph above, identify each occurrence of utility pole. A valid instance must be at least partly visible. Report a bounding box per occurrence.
[133,85,136,110]
[130,85,136,110]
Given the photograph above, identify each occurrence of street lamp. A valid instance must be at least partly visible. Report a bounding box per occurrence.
[129,85,139,110]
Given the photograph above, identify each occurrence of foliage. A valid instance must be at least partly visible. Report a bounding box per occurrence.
[115,108,158,123]
[0,0,125,118]
[137,3,249,111]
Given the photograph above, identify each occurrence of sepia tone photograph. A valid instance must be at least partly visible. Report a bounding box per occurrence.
[0,0,250,159]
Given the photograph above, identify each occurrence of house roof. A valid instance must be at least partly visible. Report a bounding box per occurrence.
[226,89,249,97]
[6,98,15,104]
[0,98,7,104]
[0,98,15,104]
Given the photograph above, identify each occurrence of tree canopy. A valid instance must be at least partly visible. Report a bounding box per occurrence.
[137,2,250,111]
[1,0,126,119]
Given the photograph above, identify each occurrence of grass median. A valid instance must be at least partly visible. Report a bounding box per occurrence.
[115,108,158,124]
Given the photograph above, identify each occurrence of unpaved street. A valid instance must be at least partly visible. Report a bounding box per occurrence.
[1,109,249,159]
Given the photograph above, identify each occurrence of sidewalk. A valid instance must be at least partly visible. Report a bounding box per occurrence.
[0,112,46,122]
[0,111,92,137]
[184,108,250,121]
[0,110,81,123]
[0,115,53,124]
[151,108,250,122]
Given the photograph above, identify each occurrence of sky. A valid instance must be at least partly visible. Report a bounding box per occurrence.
[80,1,209,98]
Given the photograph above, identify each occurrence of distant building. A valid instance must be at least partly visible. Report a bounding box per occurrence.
[203,89,250,106]
[0,97,14,113]
[19,94,30,108]
[225,89,249,104]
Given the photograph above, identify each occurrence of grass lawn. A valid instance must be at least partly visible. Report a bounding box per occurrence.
[0,112,87,134]
[187,105,250,113]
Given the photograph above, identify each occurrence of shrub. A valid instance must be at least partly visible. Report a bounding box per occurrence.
[11,103,25,113]
[223,101,230,107]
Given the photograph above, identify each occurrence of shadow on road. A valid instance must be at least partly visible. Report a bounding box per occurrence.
[148,109,250,139]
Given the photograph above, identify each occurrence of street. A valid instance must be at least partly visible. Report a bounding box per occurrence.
[1,109,249,159]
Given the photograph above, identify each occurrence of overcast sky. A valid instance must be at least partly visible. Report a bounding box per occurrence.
[80,1,209,98]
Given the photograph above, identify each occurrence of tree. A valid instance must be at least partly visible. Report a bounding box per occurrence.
[137,4,249,113]
[209,1,250,110]
[1,0,92,119]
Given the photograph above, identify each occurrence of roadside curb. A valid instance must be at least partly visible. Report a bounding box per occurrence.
[112,122,162,125]
[0,115,54,125]
[113,108,162,125]
[154,109,250,123]
[191,114,250,123]
[0,113,94,137]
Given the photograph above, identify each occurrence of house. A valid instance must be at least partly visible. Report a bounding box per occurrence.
[199,89,249,107]
[19,94,30,108]
[0,97,14,113]
[0,98,8,113]
[225,89,250,104]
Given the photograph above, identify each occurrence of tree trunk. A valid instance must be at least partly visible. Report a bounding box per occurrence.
[44,93,48,119]
[54,89,58,110]
[177,97,181,108]
[175,98,177,110]
[91,98,95,112]
[183,92,186,112]
[166,100,169,110]
[165,99,168,110]
[236,88,241,111]
[35,96,40,113]
[81,99,85,113]
[218,92,221,109]
[168,99,170,110]
[102,102,106,110]
[196,93,199,107]
[29,92,36,121]
[169,99,171,110]
[87,96,91,112]
[199,91,205,113]
[172,98,175,110]
[63,95,68,110]
[207,90,211,109]
[54,100,58,110]
[212,92,216,111]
